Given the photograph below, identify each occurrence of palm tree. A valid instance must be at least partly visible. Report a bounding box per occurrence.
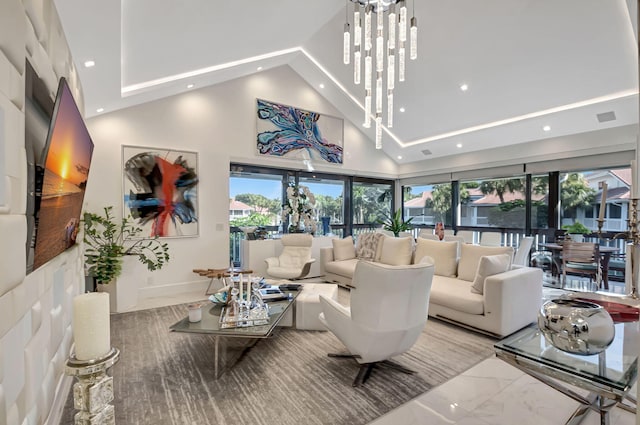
[561,173,596,219]
[479,178,524,203]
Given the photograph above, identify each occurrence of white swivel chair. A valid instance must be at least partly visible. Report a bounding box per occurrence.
[480,231,503,246]
[513,236,534,267]
[319,259,435,386]
[265,234,316,279]
[418,229,439,240]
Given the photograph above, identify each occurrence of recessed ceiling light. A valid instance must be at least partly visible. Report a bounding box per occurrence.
[456,143,462,148]
[543,125,551,132]
[319,83,325,89]
[187,84,194,89]
[399,107,406,113]
[96,108,104,113]
[257,66,263,71]
[460,83,468,91]
[397,155,403,160]
[84,60,95,68]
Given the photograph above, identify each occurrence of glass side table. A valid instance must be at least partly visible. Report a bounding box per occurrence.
[494,323,639,425]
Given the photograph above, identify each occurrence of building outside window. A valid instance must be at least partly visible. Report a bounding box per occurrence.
[403,183,452,227]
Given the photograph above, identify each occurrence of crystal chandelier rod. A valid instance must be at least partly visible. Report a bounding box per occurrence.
[345,0,416,148]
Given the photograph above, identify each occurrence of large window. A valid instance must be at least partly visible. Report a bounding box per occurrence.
[299,175,345,235]
[560,167,631,233]
[403,183,452,227]
[458,177,526,229]
[531,174,549,229]
[229,171,284,229]
[352,179,393,229]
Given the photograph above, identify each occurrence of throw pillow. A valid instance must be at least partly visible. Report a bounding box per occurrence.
[414,238,458,277]
[332,236,356,261]
[379,236,413,266]
[458,244,514,282]
[356,232,385,261]
[470,254,512,294]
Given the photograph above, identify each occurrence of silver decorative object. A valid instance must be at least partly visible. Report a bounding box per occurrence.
[538,299,615,355]
[65,347,120,425]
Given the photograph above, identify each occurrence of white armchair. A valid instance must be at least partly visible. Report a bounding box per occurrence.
[265,234,316,279]
[318,259,435,386]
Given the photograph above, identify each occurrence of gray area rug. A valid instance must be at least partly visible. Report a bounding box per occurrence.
[61,302,496,424]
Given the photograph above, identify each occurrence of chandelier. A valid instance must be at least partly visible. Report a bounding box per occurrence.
[343,0,417,149]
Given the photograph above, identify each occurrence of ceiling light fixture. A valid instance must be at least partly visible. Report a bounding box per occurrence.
[543,125,551,131]
[460,83,468,91]
[399,107,406,112]
[343,0,417,149]
[456,143,462,148]
[257,66,263,71]
[84,60,95,68]
[96,108,104,113]
[187,84,194,89]
[319,83,325,89]
[397,155,403,159]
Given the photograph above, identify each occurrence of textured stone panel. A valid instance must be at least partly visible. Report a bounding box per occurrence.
[29,302,41,337]
[1,320,26,411]
[23,0,48,49]
[5,403,18,425]
[0,215,27,297]
[49,305,62,356]
[0,385,5,425]
[0,293,14,339]
[24,313,49,408]
[0,51,24,110]
[28,42,57,94]
[39,363,55,423]
[0,0,26,75]
[47,6,70,80]
[52,268,64,309]
[1,94,25,180]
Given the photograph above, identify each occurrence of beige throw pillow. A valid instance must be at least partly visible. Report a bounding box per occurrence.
[414,238,457,277]
[356,232,385,261]
[332,236,356,261]
[379,236,413,266]
[470,254,512,294]
[458,244,514,282]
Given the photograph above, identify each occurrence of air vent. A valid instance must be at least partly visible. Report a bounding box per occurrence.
[421,149,432,156]
[597,111,616,123]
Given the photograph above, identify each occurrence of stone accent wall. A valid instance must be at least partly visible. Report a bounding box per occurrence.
[0,0,84,423]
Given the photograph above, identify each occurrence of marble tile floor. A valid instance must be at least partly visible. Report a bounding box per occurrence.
[369,357,637,425]
[122,282,638,425]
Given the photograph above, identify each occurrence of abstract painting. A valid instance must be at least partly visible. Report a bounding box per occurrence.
[122,145,199,238]
[256,99,343,164]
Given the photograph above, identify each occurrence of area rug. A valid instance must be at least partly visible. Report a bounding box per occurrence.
[61,302,496,425]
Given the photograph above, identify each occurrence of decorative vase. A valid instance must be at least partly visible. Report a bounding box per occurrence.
[538,298,615,355]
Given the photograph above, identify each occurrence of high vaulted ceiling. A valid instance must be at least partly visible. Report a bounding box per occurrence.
[54,0,639,164]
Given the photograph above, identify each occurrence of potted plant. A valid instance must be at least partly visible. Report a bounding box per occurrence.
[83,206,170,311]
[379,208,413,237]
[561,221,590,242]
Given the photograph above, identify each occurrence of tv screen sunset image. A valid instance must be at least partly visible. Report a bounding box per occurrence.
[33,80,94,270]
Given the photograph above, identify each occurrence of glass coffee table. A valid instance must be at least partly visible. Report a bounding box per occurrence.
[170,292,298,379]
[494,323,638,425]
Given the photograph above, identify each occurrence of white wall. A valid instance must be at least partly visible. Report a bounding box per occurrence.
[84,65,397,298]
[0,0,84,424]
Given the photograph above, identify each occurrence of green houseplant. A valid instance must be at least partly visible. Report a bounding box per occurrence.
[562,221,590,242]
[83,206,170,284]
[379,208,413,237]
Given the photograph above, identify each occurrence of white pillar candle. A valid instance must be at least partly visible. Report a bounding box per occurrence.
[72,292,110,361]
[598,181,608,221]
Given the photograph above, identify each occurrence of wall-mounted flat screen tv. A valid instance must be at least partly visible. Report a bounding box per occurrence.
[30,77,94,271]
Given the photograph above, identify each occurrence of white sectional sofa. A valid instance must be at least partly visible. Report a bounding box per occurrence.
[320,235,543,337]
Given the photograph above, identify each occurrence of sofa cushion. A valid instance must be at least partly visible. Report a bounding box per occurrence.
[414,238,457,277]
[470,254,512,294]
[430,276,484,315]
[332,236,356,261]
[325,258,360,277]
[379,237,413,266]
[356,232,385,261]
[458,244,514,282]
